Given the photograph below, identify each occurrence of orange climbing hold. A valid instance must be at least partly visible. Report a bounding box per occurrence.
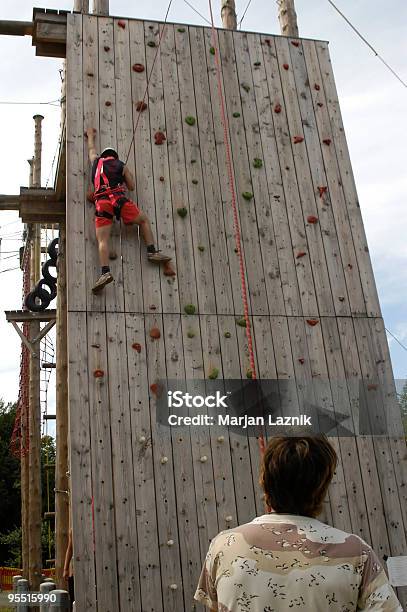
[293,136,304,144]
[136,101,147,111]
[133,63,145,73]
[323,138,332,146]
[283,63,289,70]
[306,319,319,327]
[93,369,104,378]
[150,383,161,396]
[274,103,282,114]
[367,383,378,391]
[154,131,166,145]
[317,186,328,198]
[132,343,142,353]
[118,20,126,29]
[150,327,161,339]
[296,251,307,259]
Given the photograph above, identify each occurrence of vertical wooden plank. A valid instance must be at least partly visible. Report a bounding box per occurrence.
[87,312,119,612]
[261,36,318,317]
[316,41,381,317]
[67,312,97,611]
[106,313,141,611]
[125,313,163,612]
[233,31,286,316]
[98,17,124,313]
[66,13,86,311]
[189,26,235,316]
[247,34,302,317]
[273,36,334,316]
[289,40,353,317]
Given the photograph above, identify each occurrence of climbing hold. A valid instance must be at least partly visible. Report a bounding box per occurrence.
[274,103,282,114]
[105,101,112,107]
[367,383,378,391]
[236,317,247,327]
[154,131,166,145]
[234,248,239,253]
[139,435,146,443]
[147,40,156,48]
[348,264,353,270]
[185,115,196,126]
[197,245,205,252]
[149,304,157,310]
[164,262,176,277]
[225,515,233,522]
[150,383,161,396]
[224,331,231,338]
[254,61,261,66]
[264,38,271,46]
[296,251,307,259]
[200,455,208,463]
[232,112,241,118]
[135,100,147,111]
[191,159,197,163]
[91,343,100,349]
[241,82,250,93]
[338,296,345,302]
[177,27,186,33]
[314,83,321,91]
[317,186,328,198]
[291,40,300,47]
[323,138,332,146]
[192,179,198,185]
[242,191,254,201]
[160,456,168,464]
[133,63,145,73]
[159,176,165,182]
[307,215,319,224]
[217,435,225,443]
[283,63,289,70]
[93,369,104,378]
[132,342,142,353]
[208,367,219,380]
[209,46,216,55]
[298,358,305,364]
[293,136,304,144]
[187,330,196,339]
[149,327,161,339]
[253,158,263,169]
[87,72,94,77]
[118,20,126,29]
[317,102,324,107]
[246,369,253,379]
[306,319,319,326]
[184,304,196,315]
[104,46,110,52]
[169,584,178,591]
[167,539,174,546]
[177,207,188,218]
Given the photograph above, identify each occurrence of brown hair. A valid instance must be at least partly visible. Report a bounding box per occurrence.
[259,436,337,517]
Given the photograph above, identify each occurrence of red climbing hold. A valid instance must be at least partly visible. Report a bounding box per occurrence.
[149,304,157,310]
[317,102,324,108]
[136,100,147,111]
[307,215,319,224]
[298,358,305,364]
[104,46,110,52]
[133,63,145,73]
[159,176,165,182]
[348,264,353,270]
[293,136,304,144]
[150,383,161,396]
[93,369,104,378]
[291,40,300,47]
[118,20,126,29]
[154,131,166,145]
[132,343,142,353]
[283,63,289,70]
[306,319,319,326]
[323,138,332,146]
[150,327,161,339]
[105,101,112,107]
[264,38,271,47]
[317,186,328,198]
[296,251,307,259]
[367,383,378,391]
[314,83,321,91]
[274,103,282,114]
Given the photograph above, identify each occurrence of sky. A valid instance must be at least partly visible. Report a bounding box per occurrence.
[0,0,406,411]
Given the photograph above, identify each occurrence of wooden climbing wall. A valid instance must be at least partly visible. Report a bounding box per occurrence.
[65,13,407,611]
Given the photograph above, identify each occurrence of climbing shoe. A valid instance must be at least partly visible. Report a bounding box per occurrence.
[147,251,172,264]
[92,272,114,293]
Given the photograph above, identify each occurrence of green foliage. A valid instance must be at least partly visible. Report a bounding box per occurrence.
[399,380,407,436]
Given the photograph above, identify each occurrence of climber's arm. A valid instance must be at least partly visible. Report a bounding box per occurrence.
[86,128,98,163]
[123,165,136,192]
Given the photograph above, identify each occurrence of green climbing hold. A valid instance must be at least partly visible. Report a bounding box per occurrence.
[232,112,241,118]
[192,179,198,185]
[147,40,156,47]
[177,207,188,218]
[185,116,196,126]
[191,159,197,164]
[246,369,253,379]
[208,367,219,380]
[242,191,254,201]
[224,331,231,338]
[210,46,216,55]
[177,27,186,33]
[198,245,205,252]
[254,61,261,67]
[187,330,196,338]
[241,83,250,93]
[184,304,196,315]
[253,158,263,169]
[236,317,247,327]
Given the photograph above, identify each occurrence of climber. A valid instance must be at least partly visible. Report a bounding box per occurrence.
[85,128,173,293]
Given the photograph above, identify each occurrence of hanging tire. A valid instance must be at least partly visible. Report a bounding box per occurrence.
[25,288,50,312]
[37,278,57,302]
[42,260,57,286]
[47,237,59,261]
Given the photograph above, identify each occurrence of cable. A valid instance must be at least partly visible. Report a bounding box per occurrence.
[326,0,407,89]
[0,98,62,106]
[0,266,20,273]
[183,0,212,26]
[238,0,254,28]
[124,0,174,164]
[386,328,407,354]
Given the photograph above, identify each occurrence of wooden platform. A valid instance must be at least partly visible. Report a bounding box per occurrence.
[66,14,407,611]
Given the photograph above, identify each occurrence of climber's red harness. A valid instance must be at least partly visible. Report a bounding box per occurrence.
[94,156,128,222]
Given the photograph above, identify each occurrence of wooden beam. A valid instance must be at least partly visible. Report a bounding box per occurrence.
[93,0,109,15]
[276,0,299,37]
[221,0,237,29]
[32,9,67,58]
[5,309,56,323]
[0,20,33,37]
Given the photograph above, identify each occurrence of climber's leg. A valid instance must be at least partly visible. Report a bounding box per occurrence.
[92,222,114,293]
[122,203,172,265]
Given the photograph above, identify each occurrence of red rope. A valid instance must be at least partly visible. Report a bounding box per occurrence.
[207,2,265,455]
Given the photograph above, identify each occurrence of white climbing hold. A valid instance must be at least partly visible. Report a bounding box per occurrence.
[161,456,168,464]
[170,583,178,590]
[200,455,208,463]
[225,515,233,522]
[139,435,146,443]
[167,539,174,547]
[217,436,225,443]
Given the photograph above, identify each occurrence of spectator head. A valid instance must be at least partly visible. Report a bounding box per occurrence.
[259,436,337,517]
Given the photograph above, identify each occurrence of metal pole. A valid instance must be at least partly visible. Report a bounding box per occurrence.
[93,0,109,15]
[49,590,70,611]
[32,115,44,188]
[276,0,299,37]
[28,158,34,188]
[221,0,237,29]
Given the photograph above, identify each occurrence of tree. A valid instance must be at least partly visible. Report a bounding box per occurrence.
[399,379,407,436]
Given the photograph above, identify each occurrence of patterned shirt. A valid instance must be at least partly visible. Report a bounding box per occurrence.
[195,513,402,611]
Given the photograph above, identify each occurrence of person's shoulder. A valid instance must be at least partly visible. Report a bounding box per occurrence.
[314,518,369,554]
